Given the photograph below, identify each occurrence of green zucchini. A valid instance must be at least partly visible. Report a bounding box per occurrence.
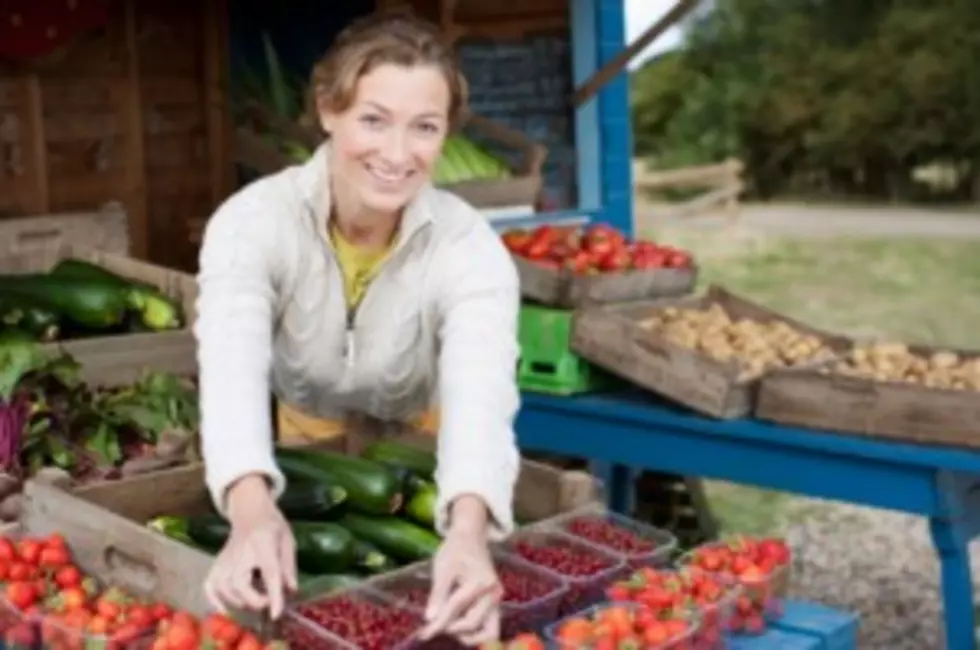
[276,447,404,515]
[185,515,360,573]
[50,259,184,331]
[349,537,399,574]
[0,275,129,329]
[0,295,60,341]
[362,440,437,479]
[147,515,195,545]
[277,480,347,520]
[50,259,154,290]
[297,573,362,594]
[404,485,437,529]
[338,513,440,563]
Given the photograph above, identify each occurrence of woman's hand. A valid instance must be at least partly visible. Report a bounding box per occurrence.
[420,496,502,645]
[203,475,298,618]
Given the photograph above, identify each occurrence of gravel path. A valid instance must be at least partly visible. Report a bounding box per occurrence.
[782,497,977,649]
[637,202,980,240]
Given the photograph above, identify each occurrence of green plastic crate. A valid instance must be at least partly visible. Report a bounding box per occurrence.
[517,304,619,395]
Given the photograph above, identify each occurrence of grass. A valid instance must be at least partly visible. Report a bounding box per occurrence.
[641,225,980,535]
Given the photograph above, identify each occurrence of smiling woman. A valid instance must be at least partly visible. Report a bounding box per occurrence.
[194,10,521,647]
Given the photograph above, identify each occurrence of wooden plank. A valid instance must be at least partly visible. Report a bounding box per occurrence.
[144,135,207,170]
[46,139,123,177]
[49,174,127,211]
[202,0,233,207]
[573,0,701,106]
[20,74,49,214]
[123,0,149,259]
[41,79,114,110]
[140,78,202,107]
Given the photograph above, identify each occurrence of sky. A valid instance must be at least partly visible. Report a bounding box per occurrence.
[624,0,687,69]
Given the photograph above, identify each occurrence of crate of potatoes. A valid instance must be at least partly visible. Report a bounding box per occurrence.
[756,340,980,448]
[571,285,850,418]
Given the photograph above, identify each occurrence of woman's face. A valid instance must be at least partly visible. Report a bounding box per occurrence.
[320,63,451,216]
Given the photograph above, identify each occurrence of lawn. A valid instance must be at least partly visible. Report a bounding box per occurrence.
[642,224,980,536]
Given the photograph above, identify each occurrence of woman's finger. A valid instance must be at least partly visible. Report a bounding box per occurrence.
[445,588,499,637]
[422,577,495,639]
[257,547,286,618]
[229,550,270,611]
[459,607,500,647]
[423,561,456,622]
[278,529,299,593]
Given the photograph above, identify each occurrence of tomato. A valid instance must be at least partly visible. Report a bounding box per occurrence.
[556,617,592,644]
[162,619,201,650]
[43,534,68,550]
[126,604,154,629]
[87,614,112,635]
[95,597,123,621]
[150,602,173,622]
[7,561,32,581]
[500,230,531,255]
[202,612,242,644]
[564,250,593,274]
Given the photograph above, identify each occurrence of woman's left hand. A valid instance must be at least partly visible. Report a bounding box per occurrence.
[419,526,502,645]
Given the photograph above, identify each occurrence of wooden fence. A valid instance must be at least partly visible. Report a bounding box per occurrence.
[634,158,745,222]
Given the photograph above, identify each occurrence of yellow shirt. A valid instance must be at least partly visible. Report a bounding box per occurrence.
[277,225,439,443]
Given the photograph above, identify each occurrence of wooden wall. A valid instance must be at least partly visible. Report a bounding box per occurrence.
[0,0,232,270]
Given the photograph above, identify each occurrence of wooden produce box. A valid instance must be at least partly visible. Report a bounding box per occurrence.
[514,255,698,309]
[32,438,599,616]
[570,285,850,419]
[0,206,199,384]
[757,341,980,449]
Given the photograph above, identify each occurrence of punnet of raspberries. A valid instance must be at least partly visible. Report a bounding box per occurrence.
[288,593,422,650]
[559,513,676,568]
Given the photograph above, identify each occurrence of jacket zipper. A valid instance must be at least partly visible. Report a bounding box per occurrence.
[325,223,430,372]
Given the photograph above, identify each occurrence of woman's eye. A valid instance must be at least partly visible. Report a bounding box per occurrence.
[417,122,439,134]
[360,114,384,127]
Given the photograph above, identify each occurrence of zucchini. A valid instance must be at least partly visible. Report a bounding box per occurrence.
[186,515,360,573]
[277,480,347,520]
[50,259,184,331]
[276,447,404,515]
[404,485,437,529]
[297,573,362,594]
[362,440,436,479]
[349,537,399,574]
[338,513,440,563]
[0,275,129,329]
[0,295,60,341]
[50,259,154,290]
[147,516,195,545]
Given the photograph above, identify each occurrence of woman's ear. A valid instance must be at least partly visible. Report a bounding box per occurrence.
[316,95,336,135]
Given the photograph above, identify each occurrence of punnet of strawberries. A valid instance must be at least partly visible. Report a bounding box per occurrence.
[372,554,566,643]
[501,223,694,274]
[0,532,286,650]
[548,603,697,650]
[556,511,677,569]
[505,530,628,615]
[605,566,742,650]
[676,536,792,635]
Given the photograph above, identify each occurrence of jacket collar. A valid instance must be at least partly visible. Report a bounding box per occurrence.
[297,142,434,245]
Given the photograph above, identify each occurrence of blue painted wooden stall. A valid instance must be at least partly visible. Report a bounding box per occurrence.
[512,1,979,649]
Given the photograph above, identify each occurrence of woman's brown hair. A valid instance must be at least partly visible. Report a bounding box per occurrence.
[305,11,469,132]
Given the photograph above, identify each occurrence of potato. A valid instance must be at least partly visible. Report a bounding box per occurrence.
[830,341,980,391]
[641,302,836,380]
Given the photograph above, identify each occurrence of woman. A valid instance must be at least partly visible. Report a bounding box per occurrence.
[194,12,521,646]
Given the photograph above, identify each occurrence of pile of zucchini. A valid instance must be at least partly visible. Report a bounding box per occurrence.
[149,441,444,592]
[0,258,185,342]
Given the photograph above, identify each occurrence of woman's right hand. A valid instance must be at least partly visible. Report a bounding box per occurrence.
[204,475,298,618]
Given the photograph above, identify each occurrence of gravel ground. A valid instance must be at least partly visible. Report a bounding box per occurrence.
[782,497,977,649]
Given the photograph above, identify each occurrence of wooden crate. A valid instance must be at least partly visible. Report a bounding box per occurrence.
[0,208,199,384]
[22,442,597,616]
[570,286,851,419]
[515,256,698,309]
[0,0,232,270]
[756,343,980,449]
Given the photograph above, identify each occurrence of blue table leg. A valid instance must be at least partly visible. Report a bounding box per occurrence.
[930,517,976,650]
[592,463,633,515]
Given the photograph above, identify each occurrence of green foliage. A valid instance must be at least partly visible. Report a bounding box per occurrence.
[631,0,980,201]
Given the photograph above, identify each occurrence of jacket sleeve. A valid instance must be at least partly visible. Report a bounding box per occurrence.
[432,220,522,540]
[194,192,287,515]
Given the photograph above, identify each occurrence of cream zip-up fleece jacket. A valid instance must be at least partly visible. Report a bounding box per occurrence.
[194,145,521,538]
